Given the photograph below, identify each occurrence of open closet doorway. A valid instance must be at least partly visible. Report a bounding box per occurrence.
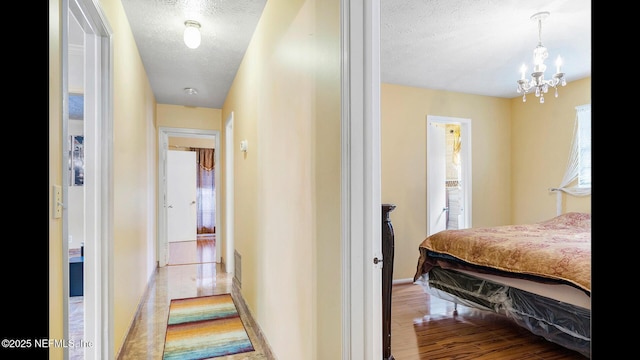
[426,116,472,236]
[158,128,221,267]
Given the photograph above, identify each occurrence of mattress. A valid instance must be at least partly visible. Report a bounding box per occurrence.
[454,268,590,310]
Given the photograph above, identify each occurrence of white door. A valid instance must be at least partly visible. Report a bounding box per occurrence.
[427,122,448,236]
[167,150,197,243]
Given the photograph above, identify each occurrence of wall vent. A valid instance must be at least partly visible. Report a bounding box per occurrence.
[234,250,242,287]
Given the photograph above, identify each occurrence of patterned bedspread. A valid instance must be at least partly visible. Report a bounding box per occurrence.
[413,212,591,293]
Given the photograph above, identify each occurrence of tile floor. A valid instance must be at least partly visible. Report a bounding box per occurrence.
[68,237,271,359]
[117,262,273,359]
[68,296,84,360]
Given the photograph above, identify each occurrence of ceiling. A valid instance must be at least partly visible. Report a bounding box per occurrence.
[381,0,591,99]
[101,0,590,109]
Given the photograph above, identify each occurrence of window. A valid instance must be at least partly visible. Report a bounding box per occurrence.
[551,104,591,214]
[576,105,591,188]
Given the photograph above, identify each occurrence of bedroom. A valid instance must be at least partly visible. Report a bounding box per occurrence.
[382,78,591,358]
[381,57,591,359]
[381,77,591,282]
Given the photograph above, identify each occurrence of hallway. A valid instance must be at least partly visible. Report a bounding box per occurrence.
[116,239,273,359]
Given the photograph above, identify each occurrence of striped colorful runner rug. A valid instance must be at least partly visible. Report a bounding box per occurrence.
[162,293,255,360]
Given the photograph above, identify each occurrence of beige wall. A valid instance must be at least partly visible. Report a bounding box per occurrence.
[221,0,341,359]
[381,84,513,280]
[102,0,159,352]
[511,77,591,224]
[157,104,222,130]
[169,137,216,149]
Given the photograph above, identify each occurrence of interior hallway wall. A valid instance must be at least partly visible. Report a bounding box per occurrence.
[221,0,342,358]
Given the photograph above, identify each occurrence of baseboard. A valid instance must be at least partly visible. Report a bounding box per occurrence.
[232,280,276,359]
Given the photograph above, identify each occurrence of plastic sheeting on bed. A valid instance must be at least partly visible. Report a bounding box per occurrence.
[416,267,591,358]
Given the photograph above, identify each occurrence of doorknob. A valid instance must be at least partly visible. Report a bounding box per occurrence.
[442,207,449,212]
[190,201,196,204]
[168,205,173,208]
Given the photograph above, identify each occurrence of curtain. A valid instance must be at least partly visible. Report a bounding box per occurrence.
[192,148,216,234]
[550,104,591,215]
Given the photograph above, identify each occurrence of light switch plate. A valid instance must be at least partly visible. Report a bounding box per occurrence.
[53,185,62,218]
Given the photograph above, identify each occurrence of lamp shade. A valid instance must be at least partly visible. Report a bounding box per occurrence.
[184,20,201,49]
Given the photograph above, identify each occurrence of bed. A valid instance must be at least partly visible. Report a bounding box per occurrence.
[412,212,591,358]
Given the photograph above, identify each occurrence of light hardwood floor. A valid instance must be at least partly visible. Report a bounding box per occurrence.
[168,233,216,265]
[390,282,588,359]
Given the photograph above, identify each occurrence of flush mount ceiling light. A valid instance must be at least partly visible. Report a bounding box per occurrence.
[516,11,566,103]
[184,87,198,95]
[184,20,201,49]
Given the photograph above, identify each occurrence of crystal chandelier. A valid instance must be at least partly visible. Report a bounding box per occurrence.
[516,12,566,103]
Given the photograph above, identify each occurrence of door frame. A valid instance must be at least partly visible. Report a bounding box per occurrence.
[158,127,220,267]
[341,0,382,357]
[426,115,472,235]
[63,0,114,358]
[224,113,235,274]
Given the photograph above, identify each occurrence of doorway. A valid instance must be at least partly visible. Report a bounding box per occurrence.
[64,0,113,358]
[66,14,86,360]
[158,127,220,267]
[166,143,218,265]
[426,116,472,236]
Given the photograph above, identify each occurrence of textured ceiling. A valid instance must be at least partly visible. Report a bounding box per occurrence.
[121,0,267,108]
[111,0,590,109]
[381,0,591,99]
